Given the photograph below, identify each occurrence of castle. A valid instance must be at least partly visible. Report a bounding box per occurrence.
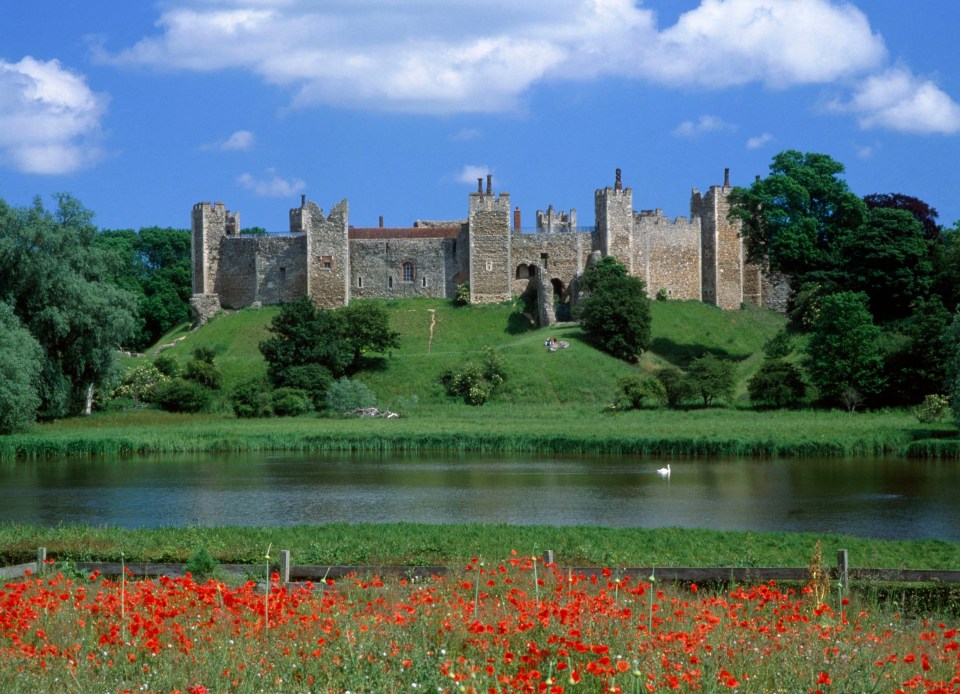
[190,169,785,325]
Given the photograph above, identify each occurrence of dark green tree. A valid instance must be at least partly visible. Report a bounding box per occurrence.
[805,291,884,405]
[656,367,693,408]
[0,195,136,418]
[575,256,651,362]
[879,297,951,406]
[728,150,867,283]
[686,353,736,407]
[339,302,401,372]
[0,302,43,433]
[837,207,933,323]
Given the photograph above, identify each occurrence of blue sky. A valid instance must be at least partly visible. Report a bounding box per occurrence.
[2,1,959,232]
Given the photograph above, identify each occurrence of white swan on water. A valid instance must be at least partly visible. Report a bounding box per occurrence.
[657,464,671,476]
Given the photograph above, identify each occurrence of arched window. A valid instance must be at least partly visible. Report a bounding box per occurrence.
[402,261,415,283]
[388,276,394,289]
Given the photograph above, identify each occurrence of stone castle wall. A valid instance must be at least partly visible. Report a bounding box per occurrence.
[191,168,783,324]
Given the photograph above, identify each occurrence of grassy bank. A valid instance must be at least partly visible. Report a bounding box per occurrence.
[0,406,953,459]
[2,522,958,570]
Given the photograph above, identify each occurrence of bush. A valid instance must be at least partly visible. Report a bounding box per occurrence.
[111,364,169,407]
[656,367,692,408]
[454,282,470,306]
[616,375,667,410]
[575,257,651,362]
[230,379,272,418]
[184,548,218,579]
[184,359,223,390]
[325,377,376,414]
[153,378,214,413]
[748,359,806,409]
[271,388,313,417]
[916,394,951,424]
[152,353,180,377]
[440,348,507,406]
[655,288,669,302]
[279,364,333,409]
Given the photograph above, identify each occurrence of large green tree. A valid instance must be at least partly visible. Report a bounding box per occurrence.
[575,256,651,362]
[0,302,43,433]
[805,291,884,405]
[729,150,867,283]
[0,195,136,418]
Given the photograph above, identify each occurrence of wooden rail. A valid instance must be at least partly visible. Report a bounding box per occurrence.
[2,548,958,586]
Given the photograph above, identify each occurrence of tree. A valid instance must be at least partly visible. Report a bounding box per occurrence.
[878,297,951,406]
[805,291,884,405]
[260,298,400,401]
[615,375,666,410]
[728,150,867,283]
[0,302,42,433]
[837,207,933,323]
[575,256,651,362]
[656,367,693,408]
[687,354,736,407]
[748,359,806,408]
[0,195,136,418]
[864,193,941,241]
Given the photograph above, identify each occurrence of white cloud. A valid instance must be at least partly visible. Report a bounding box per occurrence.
[831,66,960,134]
[98,0,892,114]
[672,115,734,139]
[456,164,492,186]
[205,129,255,151]
[451,128,482,142]
[746,133,774,149]
[237,168,305,197]
[0,57,107,174]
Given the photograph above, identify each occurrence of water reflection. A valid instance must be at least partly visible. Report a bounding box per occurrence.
[0,453,958,540]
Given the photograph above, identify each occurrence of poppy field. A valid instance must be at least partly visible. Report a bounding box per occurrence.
[2,554,959,693]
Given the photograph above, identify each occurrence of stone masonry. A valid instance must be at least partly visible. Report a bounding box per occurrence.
[191,168,783,325]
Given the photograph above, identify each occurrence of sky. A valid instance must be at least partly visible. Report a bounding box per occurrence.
[2,0,960,232]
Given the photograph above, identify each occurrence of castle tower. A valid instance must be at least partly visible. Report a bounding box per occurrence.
[468,175,512,303]
[594,168,634,273]
[694,168,745,310]
[294,196,351,308]
[191,201,239,296]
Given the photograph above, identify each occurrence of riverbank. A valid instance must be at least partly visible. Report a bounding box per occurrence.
[1,406,956,459]
[2,522,958,569]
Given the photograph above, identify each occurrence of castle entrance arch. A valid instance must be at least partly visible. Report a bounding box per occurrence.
[551,278,571,321]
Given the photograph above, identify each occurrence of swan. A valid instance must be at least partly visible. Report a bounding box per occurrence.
[657,464,671,476]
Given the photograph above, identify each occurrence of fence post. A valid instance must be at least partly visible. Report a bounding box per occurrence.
[837,549,849,586]
[279,550,291,584]
[542,550,555,565]
[36,547,47,575]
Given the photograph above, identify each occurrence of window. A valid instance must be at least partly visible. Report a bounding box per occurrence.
[279,267,286,283]
[540,252,549,269]
[388,276,394,289]
[422,276,427,288]
[485,260,493,272]
[357,276,363,288]
[402,261,414,283]
[321,255,333,270]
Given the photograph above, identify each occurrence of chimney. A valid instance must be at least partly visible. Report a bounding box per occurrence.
[477,178,483,195]
[615,168,622,191]
[379,215,384,228]
[514,207,521,230]
[301,194,306,207]
[724,168,730,188]
[755,175,761,183]
[486,174,492,195]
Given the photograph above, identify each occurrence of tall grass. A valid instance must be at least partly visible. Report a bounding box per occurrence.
[1,522,957,569]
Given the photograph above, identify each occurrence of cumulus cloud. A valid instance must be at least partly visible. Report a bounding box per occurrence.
[0,57,107,174]
[746,133,774,149]
[203,129,255,151]
[672,115,734,139]
[237,168,305,197]
[97,0,894,115]
[830,66,960,134]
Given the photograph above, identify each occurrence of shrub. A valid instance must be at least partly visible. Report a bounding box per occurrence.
[111,363,169,407]
[152,353,180,377]
[325,377,376,414]
[616,375,667,410]
[183,359,223,390]
[440,348,507,406]
[454,282,470,306]
[184,548,218,579]
[748,359,806,408]
[230,379,272,418]
[153,378,214,413]
[271,388,313,417]
[655,287,669,302]
[916,394,951,424]
[279,364,333,409]
[687,354,736,407]
[656,367,692,408]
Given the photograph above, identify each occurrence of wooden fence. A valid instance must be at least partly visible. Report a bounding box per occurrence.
[3,548,959,586]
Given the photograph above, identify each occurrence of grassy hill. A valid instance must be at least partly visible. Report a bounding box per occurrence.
[143,297,786,408]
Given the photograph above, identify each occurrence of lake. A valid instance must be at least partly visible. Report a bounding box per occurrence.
[1,452,957,540]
